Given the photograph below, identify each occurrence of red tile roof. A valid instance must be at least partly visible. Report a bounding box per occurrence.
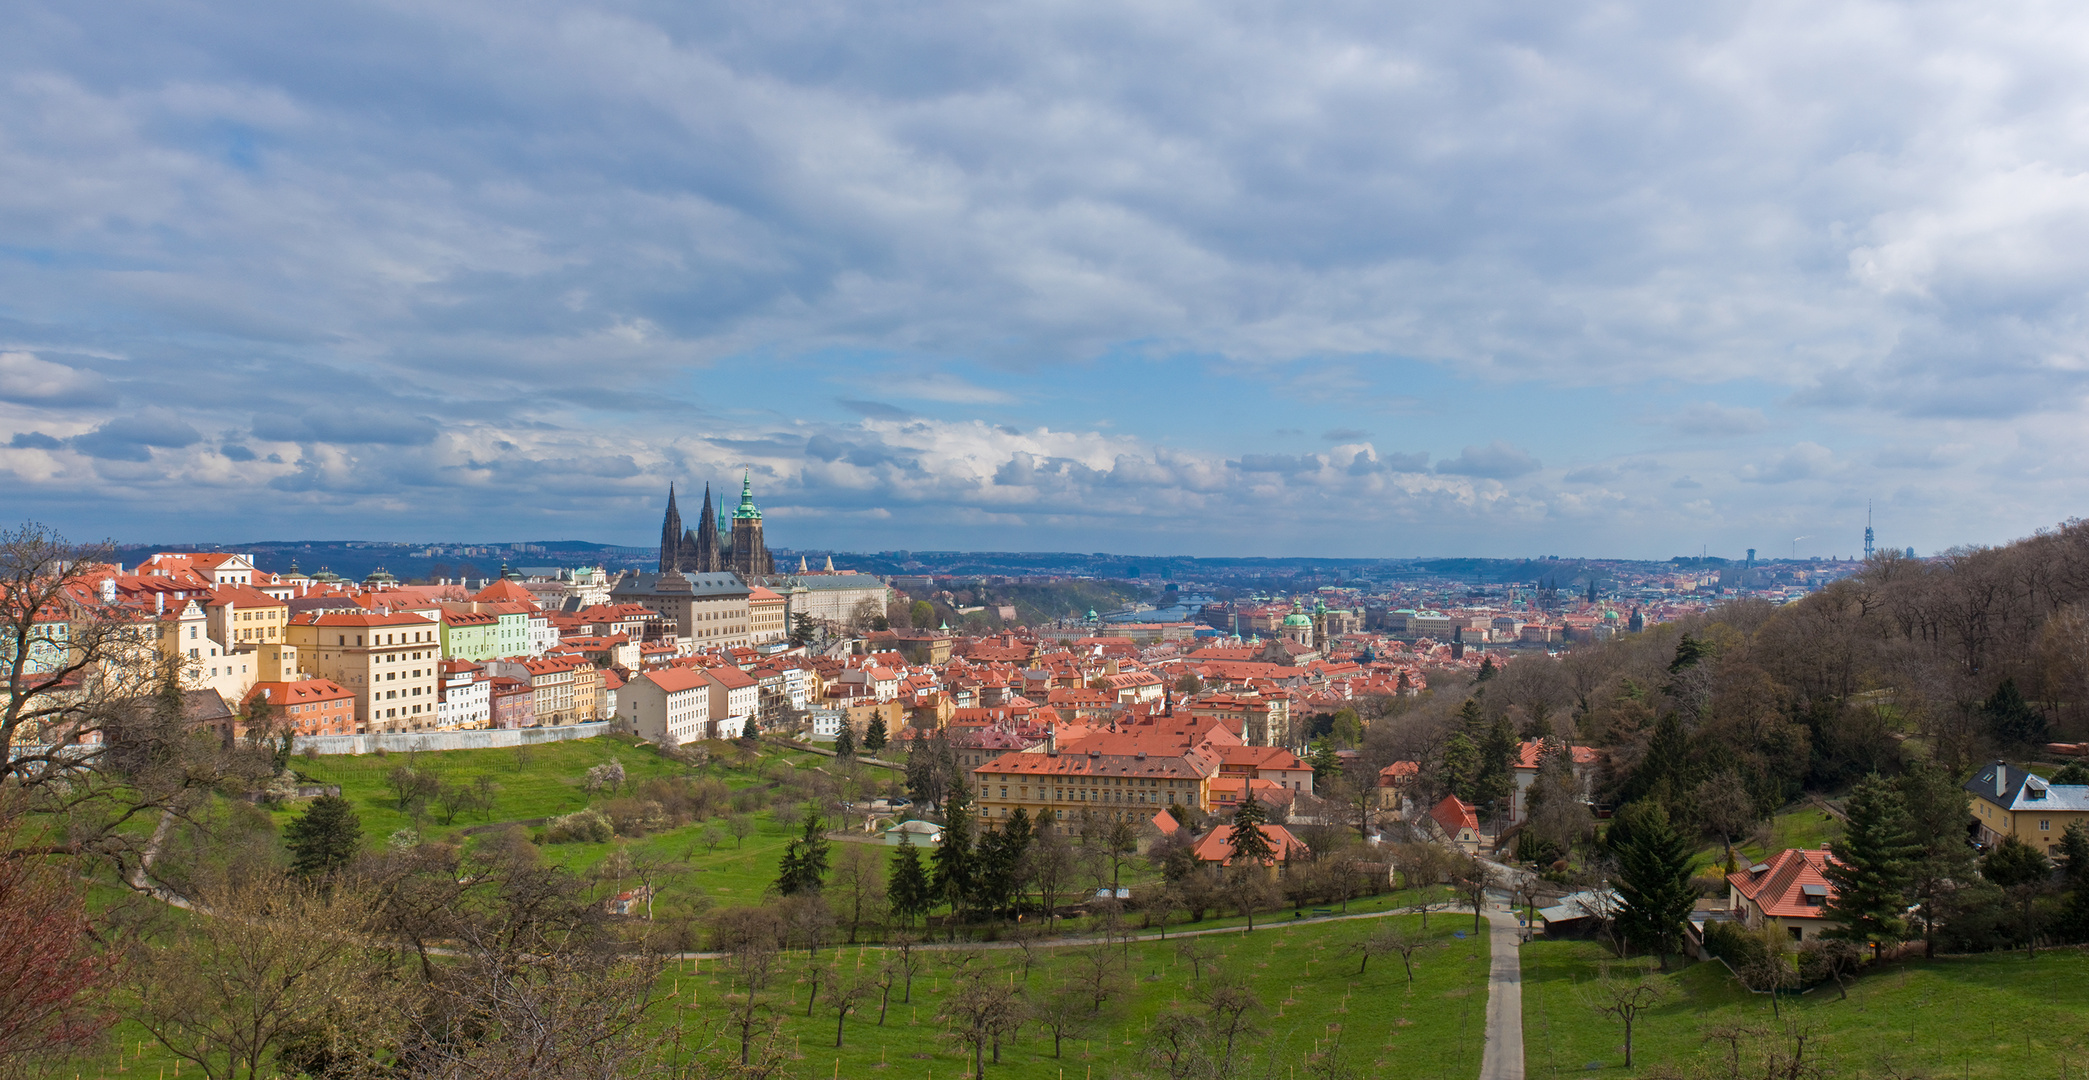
[1727,847,1839,919]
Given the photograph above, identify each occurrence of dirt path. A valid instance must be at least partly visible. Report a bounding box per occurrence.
[1478,908,1526,1080]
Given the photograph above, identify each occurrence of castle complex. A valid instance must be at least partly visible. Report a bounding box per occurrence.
[658,472,774,578]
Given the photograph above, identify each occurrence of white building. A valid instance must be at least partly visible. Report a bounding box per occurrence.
[436,661,490,729]
[705,666,758,739]
[528,613,558,656]
[619,668,714,746]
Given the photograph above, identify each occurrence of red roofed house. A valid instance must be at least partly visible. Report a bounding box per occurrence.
[1190,822,1310,870]
[1727,847,1840,942]
[244,679,356,737]
[1508,739,1600,822]
[705,665,758,739]
[1429,794,1483,853]
[619,667,715,746]
[1377,760,1420,809]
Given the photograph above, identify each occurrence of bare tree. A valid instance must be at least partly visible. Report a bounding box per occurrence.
[937,974,1026,1078]
[825,969,870,1047]
[832,845,890,946]
[1030,984,1094,1059]
[3,524,276,885]
[1069,941,1126,1013]
[1582,966,1664,1068]
[1196,975,1263,1074]
[128,876,389,1080]
[1176,937,1219,982]
[727,814,756,849]
[888,931,927,1004]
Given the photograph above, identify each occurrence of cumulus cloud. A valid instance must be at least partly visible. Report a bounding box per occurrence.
[1435,442,1541,480]
[68,410,203,461]
[0,352,109,405]
[1,2,2088,554]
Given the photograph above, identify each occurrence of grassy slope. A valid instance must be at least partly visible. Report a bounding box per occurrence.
[661,913,1491,1080]
[1522,938,2089,1079]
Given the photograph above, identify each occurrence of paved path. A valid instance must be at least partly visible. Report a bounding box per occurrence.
[1478,908,1526,1080]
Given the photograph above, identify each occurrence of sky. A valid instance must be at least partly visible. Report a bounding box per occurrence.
[4,1,2089,559]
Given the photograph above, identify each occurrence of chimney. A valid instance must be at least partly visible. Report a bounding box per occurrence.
[1996,760,2008,798]
[1045,727,1057,756]
[155,593,165,614]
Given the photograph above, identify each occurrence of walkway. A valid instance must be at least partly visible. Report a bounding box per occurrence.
[1478,908,1525,1080]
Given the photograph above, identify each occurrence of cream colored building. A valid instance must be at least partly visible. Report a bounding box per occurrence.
[609,571,753,651]
[748,585,789,645]
[286,610,443,733]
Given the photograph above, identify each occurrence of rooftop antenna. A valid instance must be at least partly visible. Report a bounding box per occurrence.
[1864,501,1874,561]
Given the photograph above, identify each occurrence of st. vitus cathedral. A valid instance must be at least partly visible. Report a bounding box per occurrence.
[657,471,775,578]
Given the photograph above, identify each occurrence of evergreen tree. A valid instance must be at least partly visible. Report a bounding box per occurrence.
[1226,794,1276,866]
[284,795,362,877]
[775,810,832,895]
[2052,762,2089,785]
[971,808,1033,914]
[1984,835,2056,956]
[1823,773,1921,959]
[1441,732,1482,804]
[930,784,975,923]
[1899,761,1980,957]
[1612,803,1695,966]
[1982,678,2048,747]
[863,716,888,754]
[888,839,932,927]
[1475,654,1497,682]
[789,612,817,647]
[1668,632,1711,673]
[834,722,856,759]
[1307,741,1343,785]
[2056,822,2089,940]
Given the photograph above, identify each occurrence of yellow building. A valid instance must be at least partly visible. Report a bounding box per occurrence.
[286,610,443,733]
[972,734,1219,833]
[1968,760,2089,855]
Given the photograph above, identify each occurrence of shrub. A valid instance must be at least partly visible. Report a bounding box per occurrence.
[1701,919,1769,968]
[544,808,614,844]
[603,798,669,837]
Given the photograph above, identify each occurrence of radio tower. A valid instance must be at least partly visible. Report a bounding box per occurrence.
[1864,501,1874,561]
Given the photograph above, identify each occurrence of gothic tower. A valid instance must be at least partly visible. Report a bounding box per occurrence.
[657,484,687,572]
[693,483,723,572]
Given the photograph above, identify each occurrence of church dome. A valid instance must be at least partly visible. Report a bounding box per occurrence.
[1282,611,1313,628]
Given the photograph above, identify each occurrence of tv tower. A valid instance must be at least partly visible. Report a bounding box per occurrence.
[1864,501,1874,561]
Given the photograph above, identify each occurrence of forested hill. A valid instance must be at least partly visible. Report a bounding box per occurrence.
[1364,518,2089,835]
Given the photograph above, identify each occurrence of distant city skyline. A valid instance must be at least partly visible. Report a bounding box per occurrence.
[5,4,2089,558]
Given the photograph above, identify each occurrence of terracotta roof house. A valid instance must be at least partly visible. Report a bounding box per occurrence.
[1726,847,1840,941]
[1429,794,1483,853]
[1190,822,1309,868]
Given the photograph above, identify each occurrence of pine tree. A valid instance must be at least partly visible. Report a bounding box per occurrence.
[930,785,975,923]
[2056,822,2089,940]
[1899,761,1979,957]
[834,723,856,759]
[888,839,932,927]
[1612,803,1695,966]
[1982,679,2048,747]
[863,716,888,754]
[284,795,362,877]
[775,810,832,895]
[1475,654,1497,682]
[1822,773,1921,959]
[1226,794,1277,866]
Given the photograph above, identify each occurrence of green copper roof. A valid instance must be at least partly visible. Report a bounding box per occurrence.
[732,470,762,521]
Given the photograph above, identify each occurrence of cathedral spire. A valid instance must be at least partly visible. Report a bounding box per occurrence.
[657,483,685,572]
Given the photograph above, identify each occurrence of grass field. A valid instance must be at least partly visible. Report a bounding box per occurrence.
[663,912,1492,1080]
[1522,938,2089,1079]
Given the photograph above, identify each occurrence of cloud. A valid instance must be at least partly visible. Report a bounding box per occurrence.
[1232,453,1323,475]
[250,409,438,446]
[67,410,202,461]
[883,374,1013,405]
[218,443,257,461]
[1321,428,1371,442]
[9,431,64,449]
[1665,403,1771,438]
[1671,476,1703,489]
[838,399,913,420]
[1435,442,1541,480]
[0,352,109,405]
[1564,466,1617,484]
[1739,443,1837,484]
